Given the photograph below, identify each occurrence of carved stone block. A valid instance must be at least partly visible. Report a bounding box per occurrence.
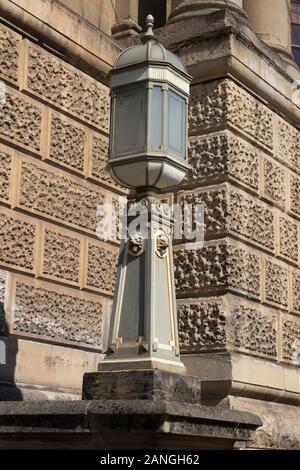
[278,119,300,173]
[292,271,300,314]
[0,211,36,271]
[178,301,226,352]
[0,23,20,84]
[0,89,42,151]
[282,317,300,364]
[86,242,118,293]
[263,158,286,209]
[0,148,11,203]
[42,228,81,283]
[264,259,288,308]
[19,160,105,232]
[26,43,109,131]
[278,217,298,263]
[230,305,277,358]
[49,114,85,172]
[189,79,273,149]
[290,174,300,218]
[90,134,120,188]
[12,281,103,348]
[185,133,259,191]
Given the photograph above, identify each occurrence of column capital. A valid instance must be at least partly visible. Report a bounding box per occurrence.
[168,0,247,23]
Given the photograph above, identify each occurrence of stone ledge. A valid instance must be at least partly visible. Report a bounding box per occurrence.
[0,399,261,450]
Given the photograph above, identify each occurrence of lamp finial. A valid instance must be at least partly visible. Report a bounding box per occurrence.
[143,14,157,42]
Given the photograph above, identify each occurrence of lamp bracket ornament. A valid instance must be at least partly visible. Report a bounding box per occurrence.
[128,231,144,256]
[155,229,169,258]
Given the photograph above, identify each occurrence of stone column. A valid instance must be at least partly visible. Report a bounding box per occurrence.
[169,0,247,22]
[243,0,292,58]
[112,0,141,43]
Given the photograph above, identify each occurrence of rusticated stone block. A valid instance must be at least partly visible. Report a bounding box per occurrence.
[12,281,103,348]
[189,79,273,149]
[290,174,300,218]
[179,188,227,236]
[86,242,118,293]
[26,43,109,131]
[0,149,11,202]
[264,259,288,308]
[282,318,300,364]
[19,160,105,232]
[278,217,298,263]
[263,158,286,208]
[278,119,300,172]
[0,23,20,84]
[230,305,277,358]
[49,114,85,172]
[0,89,42,151]
[174,242,260,298]
[90,134,122,189]
[178,301,226,352]
[0,211,36,271]
[185,133,259,191]
[292,271,300,314]
[42,228,81,283]
[229,190,274,251]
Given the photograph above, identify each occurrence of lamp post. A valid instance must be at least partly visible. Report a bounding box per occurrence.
[99,15,191,375]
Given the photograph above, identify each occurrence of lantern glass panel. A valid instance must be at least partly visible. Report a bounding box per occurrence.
[114,87,146,156]
[168,90,186,157]
[151,86,163,150]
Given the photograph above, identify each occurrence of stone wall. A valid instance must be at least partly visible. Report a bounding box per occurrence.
[0,19,123,398]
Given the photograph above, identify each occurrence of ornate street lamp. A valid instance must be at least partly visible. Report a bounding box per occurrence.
[101,15,192,374]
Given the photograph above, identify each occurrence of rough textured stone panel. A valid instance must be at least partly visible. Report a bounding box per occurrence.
[290,174,300,218]
[19,160,105,232]
[0,212,35,270]
[13,282,103,348]
[189,79,273,149]
[263,158,286,208]
[86,243,118,293]
[229,190,274,250]
[178,302,226,352]
[231,305,277,357]
[278,119,300,172]
[0,149,11,202]
[0,90,41,151]
[42,229,81,283]
[265,260,288,308]
[282,318,300,364]
[49,115,85,171]
[174,243,260,298]
[0,23,20,84]
[292,271,300,314]
[27,44,109,131]
[279,217,298,263]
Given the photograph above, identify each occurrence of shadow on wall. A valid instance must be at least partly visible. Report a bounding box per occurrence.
[0,301,22,401]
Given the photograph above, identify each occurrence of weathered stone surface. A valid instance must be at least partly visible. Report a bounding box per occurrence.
[263,158,286,208]
[19,160,105,232]
[264,259,288,308]
[278,118,300,173]
[185,133,259,191]
[282,318,300,364]
[86,242,118,293]
[49,115,85,172]
[230,305,277,358]
[292,271,300,314]
[0,271,7,335]
[0,212,35,270]
[0,149,11,202]
[27,44,110,131]
[0,23,20,84]
[189,79,273,149]
[279,217,298,263]
[91,133,119,187]
[13,281,103,348]
[290,174,300,218]
[42,229,81,283]
[229,190,274,251]
[174,243,260,298]
[0,89,41,151]
[178,301,226,352]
